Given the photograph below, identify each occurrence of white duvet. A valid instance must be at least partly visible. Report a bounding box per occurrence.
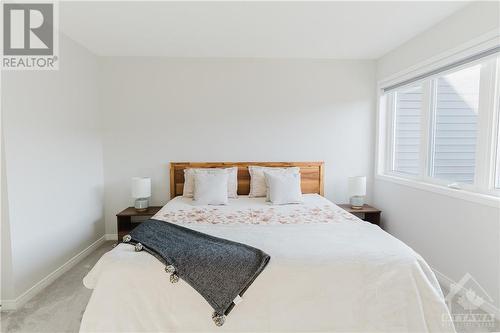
[81,195,455,333]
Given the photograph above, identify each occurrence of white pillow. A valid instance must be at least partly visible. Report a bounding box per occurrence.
[183,167,238,198]
[193,173,229,205]
[263,172,303,205]
[248,166,300,197]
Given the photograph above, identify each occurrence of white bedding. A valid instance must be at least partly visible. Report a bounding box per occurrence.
[81,195,455,333]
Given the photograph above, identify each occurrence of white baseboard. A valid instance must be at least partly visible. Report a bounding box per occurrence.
[434,268,500,319]
[105,233,118,241]
[1,299,17,311]
[1,235,106,311]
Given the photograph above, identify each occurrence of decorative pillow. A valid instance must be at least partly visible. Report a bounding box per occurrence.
[248,166,300,197]
[183,167,238,198]
[263,172,303,205]
[193,173,229,205]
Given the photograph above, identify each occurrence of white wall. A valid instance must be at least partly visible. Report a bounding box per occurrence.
[374,1,500,312]
[1,34,104,303]
[377,1,500,79]
[100,58,376,234]
[1,128,15,302]
[374,180,500,308]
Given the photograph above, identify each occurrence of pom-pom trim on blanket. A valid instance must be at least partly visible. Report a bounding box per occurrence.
[212,312,226,327]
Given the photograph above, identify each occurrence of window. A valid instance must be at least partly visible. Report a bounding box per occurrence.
[429,64,480,184]
[380,50,500,197]
[391,84,423,175]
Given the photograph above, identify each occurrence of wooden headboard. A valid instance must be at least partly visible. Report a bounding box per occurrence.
[170,162,324,199]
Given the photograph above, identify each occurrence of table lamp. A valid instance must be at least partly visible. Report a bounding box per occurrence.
[348,176,366,209]
[132,177,151,212]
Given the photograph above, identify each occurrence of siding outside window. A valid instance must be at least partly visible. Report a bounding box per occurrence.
[429,65,480,184]
[392,85,422,175]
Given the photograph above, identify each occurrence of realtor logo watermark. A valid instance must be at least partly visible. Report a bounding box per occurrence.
[1,1,58,70]
[442,273,498,330]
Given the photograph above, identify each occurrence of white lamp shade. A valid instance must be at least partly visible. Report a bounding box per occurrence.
[132,177,151,198]
[348,176,366,197]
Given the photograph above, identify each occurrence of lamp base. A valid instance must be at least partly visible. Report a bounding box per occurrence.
[134,198,149,212]
[350,196,364,209]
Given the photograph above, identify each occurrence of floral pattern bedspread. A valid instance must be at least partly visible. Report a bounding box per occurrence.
[155,204,360,225]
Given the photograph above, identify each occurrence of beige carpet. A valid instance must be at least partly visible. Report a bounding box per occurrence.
[1,242,114,333]
[1,241,498,333]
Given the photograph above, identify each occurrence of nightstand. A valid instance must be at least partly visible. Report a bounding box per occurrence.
[338,204,381,226]
[117,206,162,241]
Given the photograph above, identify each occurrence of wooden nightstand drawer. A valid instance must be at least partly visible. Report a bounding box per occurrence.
[117,206,162,241]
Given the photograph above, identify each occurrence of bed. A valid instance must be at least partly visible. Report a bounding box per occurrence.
[80,162,455,333]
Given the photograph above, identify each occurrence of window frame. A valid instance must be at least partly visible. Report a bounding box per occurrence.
[424,61,485,192]
[491,58,500,190]
[385,82,428,180]
[377,50,500,206]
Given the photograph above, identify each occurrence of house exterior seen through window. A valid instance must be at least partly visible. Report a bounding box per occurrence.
[382,53,500,196]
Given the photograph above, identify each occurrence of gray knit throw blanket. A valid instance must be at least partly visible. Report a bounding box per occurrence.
[123,219,271,327]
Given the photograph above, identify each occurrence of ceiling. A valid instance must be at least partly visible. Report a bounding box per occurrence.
[59,1,470,59]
